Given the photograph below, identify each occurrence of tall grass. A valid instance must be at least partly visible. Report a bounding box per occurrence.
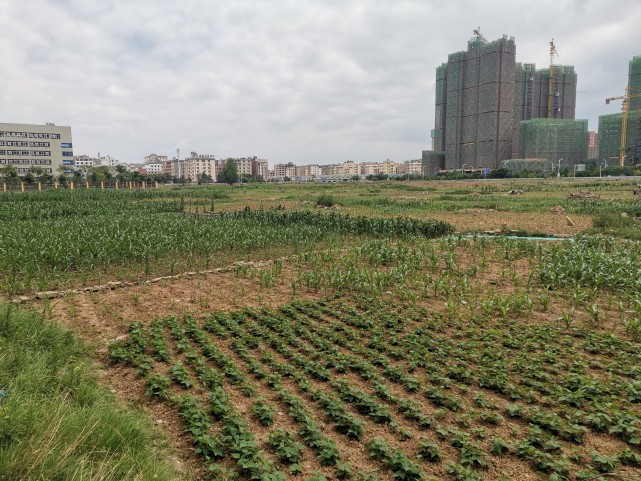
[0,304,179,481]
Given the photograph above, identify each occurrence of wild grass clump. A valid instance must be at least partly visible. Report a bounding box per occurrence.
[316,193,338,207]
[591,213,641,241]
[0,304,178,481]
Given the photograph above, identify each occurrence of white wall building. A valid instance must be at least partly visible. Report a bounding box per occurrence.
[0,122,73,176]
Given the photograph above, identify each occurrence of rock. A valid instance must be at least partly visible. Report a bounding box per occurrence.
[36,291,62,299]
[15,295,31,303]
[107,281,122,288]
[107,335,127,344]
[622,212,629,217]
[85,285,105,292]
[565,216,575,227]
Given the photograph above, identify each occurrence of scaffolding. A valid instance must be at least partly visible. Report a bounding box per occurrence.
[598,111,641,165]
[434,35,578,171]
[629,56,641,111]
[532,66,577,119]
[513,63,536,156]
[503,158,550,172]
[442,36,516,170]
[520,118,588,166]
[422,150,445,176]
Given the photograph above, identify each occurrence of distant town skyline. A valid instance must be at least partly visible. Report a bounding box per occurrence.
[1,0,639,165]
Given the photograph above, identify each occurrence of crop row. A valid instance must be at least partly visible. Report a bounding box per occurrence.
[110,295,641,480]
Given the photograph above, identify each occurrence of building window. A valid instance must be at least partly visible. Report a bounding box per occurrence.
[62,151,73,157]
[51,134,61,139]
[61,142,72,148]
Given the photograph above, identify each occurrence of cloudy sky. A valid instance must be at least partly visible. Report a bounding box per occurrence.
[1,0,639,165]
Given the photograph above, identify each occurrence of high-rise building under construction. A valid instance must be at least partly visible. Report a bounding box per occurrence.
[598,55,641,165]
[426,33,579,172]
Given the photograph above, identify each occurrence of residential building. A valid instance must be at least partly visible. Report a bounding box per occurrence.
[73,155,95,170]
[144,153,168,164]
[519,118,588,167]
[184,152,217,181]
[320,164,342,176]
[100,155,122,169]
[293,164,320,178]
[429,34,578,172]
[72,154,125,173]
[360,163,379,175]
[252,158,269,180]
[379,159,398,175]
[273,162,296,178]
[145,163,164,174]
[0,122,73,176]
[397,159,424,176]
[598,55,641,166]
[236,157,253,177]
[342,160,360,176]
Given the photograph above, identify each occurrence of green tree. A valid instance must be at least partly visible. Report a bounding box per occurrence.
[56,165,69,185]
[115,164,129,182]
[29,166,45,184]
[217,158,238,185]
[1,165,18,189]
[197,172,213,184]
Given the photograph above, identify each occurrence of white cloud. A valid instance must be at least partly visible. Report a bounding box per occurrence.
[106,85,130,98]
[1,0,639,164]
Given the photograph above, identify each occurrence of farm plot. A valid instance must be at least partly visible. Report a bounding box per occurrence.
[109,293,641,481]
[0,193,452,296]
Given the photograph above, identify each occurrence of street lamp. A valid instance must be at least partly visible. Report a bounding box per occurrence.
[557,158,563,178]
[461,163,467,175]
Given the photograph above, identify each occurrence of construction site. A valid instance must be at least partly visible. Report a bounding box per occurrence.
[598,56,641,166]
[425,30,587,174]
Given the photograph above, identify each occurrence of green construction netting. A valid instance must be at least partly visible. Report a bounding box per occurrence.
[520,119,588,166]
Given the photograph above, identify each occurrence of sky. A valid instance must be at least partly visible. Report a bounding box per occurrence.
[1,0,639,166]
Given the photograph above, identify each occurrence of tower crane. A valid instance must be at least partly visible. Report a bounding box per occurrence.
[472,26,487,43]
[548,39,559,119]
[605,87,641,167]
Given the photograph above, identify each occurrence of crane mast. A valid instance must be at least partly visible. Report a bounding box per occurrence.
[548,39,558,119]
[605,87,641,167]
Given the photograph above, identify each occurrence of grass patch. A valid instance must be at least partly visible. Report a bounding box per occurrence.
[0,304,179,481]
[590,213,641,241]
[316,193,338,207]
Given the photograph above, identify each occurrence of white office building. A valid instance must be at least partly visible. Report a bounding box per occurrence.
[0,122,73,175]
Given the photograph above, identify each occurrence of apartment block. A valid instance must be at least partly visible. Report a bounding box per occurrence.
[360,163,379,175]
[144,153,168,164]
[397,159,424,175]
[430,34,578,171]
[273,162,297,178]
[235,157,253,177]
[290,164,319,178]
[73,155,96,170]
[144,163,164,174]
[378,159,398,175]
[252,158,270,180]
[0,122,73,175]
[184,152,217,181]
